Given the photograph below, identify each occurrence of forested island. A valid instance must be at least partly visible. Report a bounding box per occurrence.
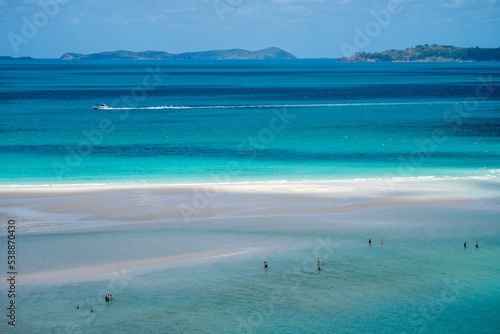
[340,45,500,62]
[60,47,296,60]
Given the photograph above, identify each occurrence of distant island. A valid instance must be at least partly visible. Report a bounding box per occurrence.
[339,45,500,62]
[60,47,296,60]
[0,56,33,60]
[4,45,499,62]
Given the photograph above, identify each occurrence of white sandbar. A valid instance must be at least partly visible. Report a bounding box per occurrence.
[3,249,243,285]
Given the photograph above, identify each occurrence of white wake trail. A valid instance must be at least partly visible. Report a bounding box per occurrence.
[103,101,455,110]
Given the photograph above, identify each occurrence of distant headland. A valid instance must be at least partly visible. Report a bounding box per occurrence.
[0,56,33,60]
[339,45,500,62]
[60,47,296,60]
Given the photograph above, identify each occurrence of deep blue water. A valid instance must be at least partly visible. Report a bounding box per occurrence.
[0,59,499,185]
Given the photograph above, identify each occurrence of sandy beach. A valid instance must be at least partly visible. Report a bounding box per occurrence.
[1,177,498,282]
[1,177,497,232]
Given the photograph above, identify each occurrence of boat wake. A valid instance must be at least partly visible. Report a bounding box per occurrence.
[101,101,456,110]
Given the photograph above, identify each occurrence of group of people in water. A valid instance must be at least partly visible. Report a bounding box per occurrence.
[76,305,94,313]
[264,258,326,271]
[367,237,479,249]
[464,241,479,248]
[79,237,481,314]
[75,293,114,313]
[261,236,481,276]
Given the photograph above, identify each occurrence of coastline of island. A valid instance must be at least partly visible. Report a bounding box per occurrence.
[59,47,296,61]
[3,45,500,62]
[339,44,500,62]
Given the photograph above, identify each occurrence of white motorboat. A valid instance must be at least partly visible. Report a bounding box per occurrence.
[93,103,109,110]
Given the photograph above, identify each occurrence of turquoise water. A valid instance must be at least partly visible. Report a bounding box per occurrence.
[1,60,499,185]
[0,60,499,333]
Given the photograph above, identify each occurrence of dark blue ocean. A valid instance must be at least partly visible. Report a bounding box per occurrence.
[1,59,499,185]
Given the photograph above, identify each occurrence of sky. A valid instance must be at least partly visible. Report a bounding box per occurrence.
[0,0,499,58]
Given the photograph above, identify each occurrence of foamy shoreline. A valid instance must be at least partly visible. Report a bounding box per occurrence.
[0,175,498,197]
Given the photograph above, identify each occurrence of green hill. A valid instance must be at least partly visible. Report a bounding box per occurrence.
[339,45,500,62]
